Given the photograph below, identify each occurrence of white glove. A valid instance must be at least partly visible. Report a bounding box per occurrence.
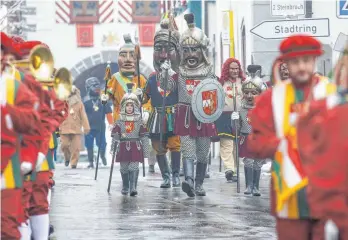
[161,60,171,71]
[144,158,148,163]
[231,111,240,120]
[160,60,176,76]
[21,162,33,175]
[100,93,109,102]
[142,111,150,124]
[289,112,298,126]
[134,88,143,97]
[108,124,114,132]
[36,152,46,171]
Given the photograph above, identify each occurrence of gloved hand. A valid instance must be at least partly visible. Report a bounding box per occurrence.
[231,111,240,120]
[160,60,176,76]
[289,112,298,126]
[134,88,143,97]
[100,93,109,105]
[36,152,46,171]
[142,111,150,124]
[21,162,33,175]
[108,124,114,132]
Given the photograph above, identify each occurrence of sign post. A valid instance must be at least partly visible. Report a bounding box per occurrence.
[337,0,348,18]
[250,18,330,40]
[270,0,305,17]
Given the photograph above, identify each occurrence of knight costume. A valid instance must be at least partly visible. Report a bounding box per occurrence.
[235,65,267,196]
[142,16,181,188]
[111,85,150,196]
[159,13,217,197]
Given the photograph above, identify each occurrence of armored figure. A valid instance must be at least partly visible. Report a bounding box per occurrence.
[214,58,245,182]
[159,13,217,197]
[232,65,268,196]
[104,34,151,122]
[84,77,113,168]
[142,16,181,188]
[111,85,150,196]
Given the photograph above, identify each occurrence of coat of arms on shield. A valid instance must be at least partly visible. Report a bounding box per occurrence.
[125,122,134,133]
[186,79,200,95]
[202,90,218,115]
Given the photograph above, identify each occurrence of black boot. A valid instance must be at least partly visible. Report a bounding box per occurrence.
[87,148,94,168]
[129,171,138,197]
[121,172,129,195]
[181,159,195,197]
[179,168,184,176]
[195,162,207,196]
[244,167,253,195]
[100,149,107,166]
[157,155,171,188]
[148,165,155,173]
[171,152,181,187]
[252,169,261,196]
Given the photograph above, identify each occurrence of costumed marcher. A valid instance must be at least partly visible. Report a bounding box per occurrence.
[1,37,42,240]
[296,49,348,239]
[214,58,245,182]
[103,34,151,122]
[84,77,113,168]
[59,85,90,168]
[159,13,217,197]
[110,84,150,196]
[16,39,68,240]
[5,34,57,239]
[232,65,268,196]
[247,35,336,239]
[141,15,181,188]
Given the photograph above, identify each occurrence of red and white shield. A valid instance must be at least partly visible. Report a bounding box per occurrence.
[157,82,170,97]
[202,89,218,115]
[186,79,200,95]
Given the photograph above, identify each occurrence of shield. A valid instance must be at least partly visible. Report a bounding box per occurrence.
[191,78,225,123]
[185,79,200,95]
[297,99,348,225]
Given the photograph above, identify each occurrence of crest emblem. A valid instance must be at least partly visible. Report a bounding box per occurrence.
[125,121,134,133]
[226,86,233,99]
[157,82,170,97]
[191,78,225,123]
[185,79,200,95]
[202,90,217,115]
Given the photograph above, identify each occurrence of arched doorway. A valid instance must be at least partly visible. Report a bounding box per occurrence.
[69,50,153,99]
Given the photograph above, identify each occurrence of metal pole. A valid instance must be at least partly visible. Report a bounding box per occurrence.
[107,141,117,193]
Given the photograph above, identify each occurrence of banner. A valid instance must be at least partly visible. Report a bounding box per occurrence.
[138,23,155,46]
[76,24,94,47]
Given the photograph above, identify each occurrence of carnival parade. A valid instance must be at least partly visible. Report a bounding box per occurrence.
[1,0,348,239]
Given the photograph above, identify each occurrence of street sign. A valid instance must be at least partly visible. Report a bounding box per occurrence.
[250,18,330,40]
[20,7,36,15]
[271,0,305,16]
[337,0,348,18]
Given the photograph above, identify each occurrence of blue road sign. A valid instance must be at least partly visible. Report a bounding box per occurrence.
[337,0,348,18]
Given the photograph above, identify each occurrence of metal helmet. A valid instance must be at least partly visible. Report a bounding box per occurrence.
[119,83,141,121]
[153,15,181,72]
[180,13,210,64]
[242,65,267,93]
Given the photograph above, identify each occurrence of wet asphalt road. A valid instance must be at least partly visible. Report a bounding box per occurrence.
[49,160,276,240]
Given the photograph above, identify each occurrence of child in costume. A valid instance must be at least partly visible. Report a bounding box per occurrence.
[111,83,149,196]
[231,65,267,196]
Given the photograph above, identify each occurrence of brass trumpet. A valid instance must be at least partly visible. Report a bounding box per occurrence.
[10,44,72,100]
